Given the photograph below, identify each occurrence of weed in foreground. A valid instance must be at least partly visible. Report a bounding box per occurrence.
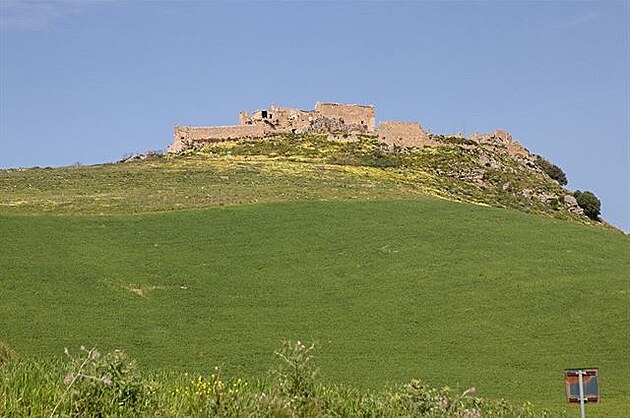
[52,346,152,417]
[2,342,568,417]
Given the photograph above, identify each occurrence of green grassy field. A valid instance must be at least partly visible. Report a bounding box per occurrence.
[1,199,628,415]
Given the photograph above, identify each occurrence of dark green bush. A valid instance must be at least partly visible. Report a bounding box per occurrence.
[573,190,601,220]
[535,156,567,185]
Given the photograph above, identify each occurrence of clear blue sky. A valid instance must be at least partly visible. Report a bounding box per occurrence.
[1,0,628,231]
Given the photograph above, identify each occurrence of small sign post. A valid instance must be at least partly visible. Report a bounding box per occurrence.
[564,368,599,418]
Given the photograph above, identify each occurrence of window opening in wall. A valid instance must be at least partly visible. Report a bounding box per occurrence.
[180,136,185,140]
[261,111,268,118]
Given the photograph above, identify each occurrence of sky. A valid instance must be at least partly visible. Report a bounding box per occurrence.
[1,0,628,231]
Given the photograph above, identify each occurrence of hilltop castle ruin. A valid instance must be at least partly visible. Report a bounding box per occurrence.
[168,102,433,153]
[168,102,529,159]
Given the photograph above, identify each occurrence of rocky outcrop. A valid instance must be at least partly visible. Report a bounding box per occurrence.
[469,130,533,160]
[564,195,584,215]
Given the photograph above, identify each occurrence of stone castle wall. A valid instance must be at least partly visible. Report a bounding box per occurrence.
[315,102,375,132]
[378,121,431,147]
[169,124,267,153]
[169,102,533,161]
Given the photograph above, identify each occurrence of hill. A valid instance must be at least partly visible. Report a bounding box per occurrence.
[0,134,604,226]
[1,199,629,415]
[1,134,628,415]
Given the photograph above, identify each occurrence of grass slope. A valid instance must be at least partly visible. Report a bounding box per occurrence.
[1,199,628,415]
[0,134,592,227]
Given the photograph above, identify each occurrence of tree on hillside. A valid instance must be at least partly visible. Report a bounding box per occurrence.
[573,190,601,220]
[535,156,567,185]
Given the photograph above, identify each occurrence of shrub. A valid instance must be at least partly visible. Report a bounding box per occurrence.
[573,190,601,220]
[535,156,568,185]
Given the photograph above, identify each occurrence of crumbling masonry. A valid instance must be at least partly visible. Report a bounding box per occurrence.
[168,102,529,158]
